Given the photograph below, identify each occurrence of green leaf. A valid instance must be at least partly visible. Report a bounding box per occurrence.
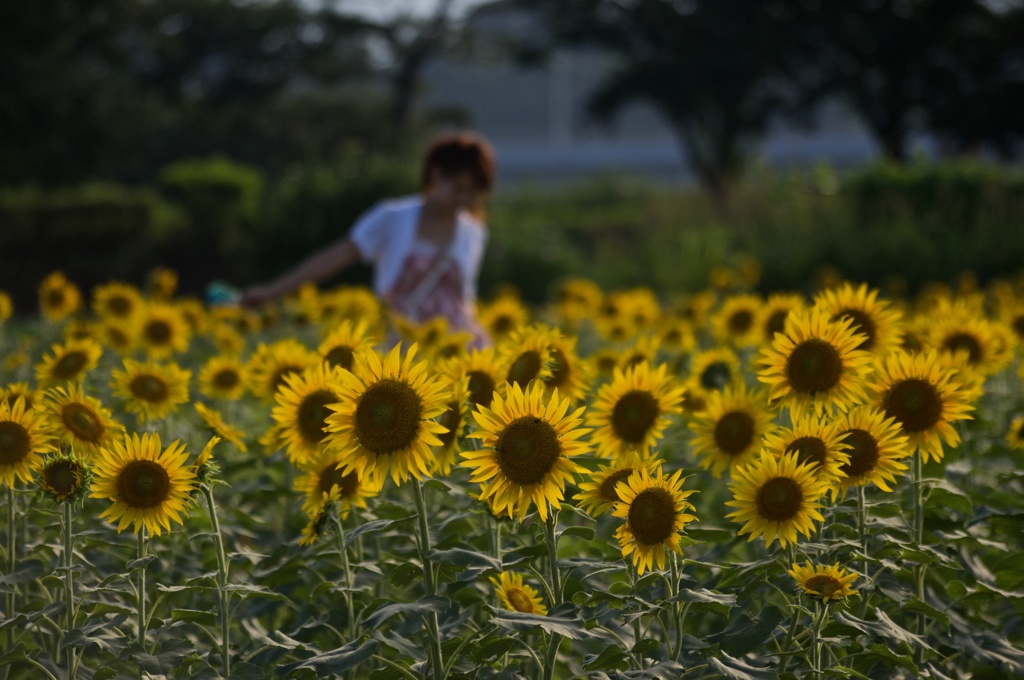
[583,644,630,671]
[362,597,450,629]
[927,481,973,517]
[387,562,423,588]
[230,661,265,680]
[277,639,377,676]
[345,517,416,549]
[0,559,43,592]
[830,666,872,679]
[491,605,597,640]
[834,610,933,651]
[707,652,774,680]
[427,548,502,571]
[901,597,950,632]
[673,588,737,616]
[172,609,217,626]
[631,638,661,656]
[711,605,784,657]
[559,526,595,541]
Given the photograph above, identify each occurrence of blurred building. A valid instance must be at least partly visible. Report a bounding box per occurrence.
[419,3,883,184]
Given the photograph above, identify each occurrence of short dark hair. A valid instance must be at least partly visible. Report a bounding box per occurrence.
[420,132,496,192]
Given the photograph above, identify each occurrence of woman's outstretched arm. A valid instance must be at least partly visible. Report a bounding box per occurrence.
[239,238,361,307]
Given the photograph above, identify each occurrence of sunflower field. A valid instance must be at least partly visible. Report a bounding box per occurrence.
[1,267,1024,679]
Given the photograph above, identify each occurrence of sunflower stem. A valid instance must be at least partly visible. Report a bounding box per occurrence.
[201,482,231,678]
[331,514,357,642]
[777,600,801,675]
[137,528,148,652]
[911,450,928,666]
[5,485,16,671]
[493,515,502,563]
[670,552,683,661]
[412,479,443,680]
[62,500,77,680]
[543,509,562,680]
[810,600,823,677]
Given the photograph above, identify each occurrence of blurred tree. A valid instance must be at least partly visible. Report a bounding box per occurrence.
[518,0,804,211]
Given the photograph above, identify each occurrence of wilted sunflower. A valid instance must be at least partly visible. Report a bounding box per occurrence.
[324,344,449,487]
[758,309,874,417]
[91,432,195,535]
[726,452,829,548]
[194,402,247,452]
[43,385,124,458]
[813,282,904,356]
[759,293,807,345]
[834,406,910,493]
[685,347,743,402]
[433,373,469,476]
[39,271,82,321]
[318,319,375,372]
[491,571,547,615]
[712,294,763,347]
[110,359,192,424]
[762,412,851,495]
[272,362,346,464]
[929,314,1013,379]
[479,296,530,344]
[294,449,382,519]
[1,383,42,412]
[198,355,249,401]
[543,334,593,404]
[688,385,777,478]
[497,325,557,390]
[439,347,505,411]
[35,338,103,388]
[91,282,143,320]
[589,362,684,459]
[137,302,191,359]
[612,467,698,575]
[0,397,56,487]
[787,561,858,604]
[575,457,662,518]
[463,381,590,522]
[868,350,975,463]
[246,340,319,402]
[35,452,91,503]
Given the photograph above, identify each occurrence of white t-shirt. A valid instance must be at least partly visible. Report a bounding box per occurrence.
[347,195,487,304]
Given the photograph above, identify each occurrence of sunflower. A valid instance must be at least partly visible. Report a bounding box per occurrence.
[725,452,829,548]
[575,457,662,518]
[439,347,505,412]
[321,286,382,326]
[813,282,904,356]
[761,412,851,496]
[198,355,249,401]
[91,282,143,320]
[688,385,777,478]
[319,320,375,372]
[672,290,717,328]
[0,384,42,412]
[35,338,103,389]
[42,385,124,458]
[479,296,530,344]
[928,315,1013,379]
[657,319,696,355]
[1006,414,1024,450]
[594,314,636,344]
[0,397,55,487]
[787,561,858,604]
[998,301,1024,345]
[91,432,196,535]
[759,293,807,345]
[612,467,698,575]
[712,294,763,347]
[294,448,382,520]
[137,302,191,359]
[175,298,208,335]
[618,335,661,373]
[868,350,976,463]
[543,334,593,405]
[758,309,874,417]
[35,451,91,503]
[148,266,178,300]
[554,277,603,328]
[194,402,247,452]
[491,571,547,615]
[39,271,82,321]
[211,323,246,356]
[323,344,449,487]
[589,348,623,381]
[433,373,469,477]
[246,340,319,402]
[589,362,684,459]
[497,325,557,390]
[0,291,12,323]
[685,347,743,402]
[98,318,138,354]
[619,288,662,330]
[272,363,347,464]
[110,359,192,424]
[834,406,910,493]
[463,381,590,522]
[192,436,221,483]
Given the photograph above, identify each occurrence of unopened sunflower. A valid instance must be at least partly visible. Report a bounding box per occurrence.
[491,571,547,615]
[612,467,698,575]
[726,452,829,548]
[575,457,661,518]
[324,344,449,487]
[834,406,910,493]
[758,309,874,417]
[788,561,858,603]
[589,362,683,459]
[91,432,196,535]
[42,385,124,458]
[0,397,56,487]
[689,385,777,478]
[869,350,975,463]
[35,338,103,388]
[463,381,590,522]
[813,282,904,356]
[110,359,192,424]
[271,362,347,464]
[36,452,91,503]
